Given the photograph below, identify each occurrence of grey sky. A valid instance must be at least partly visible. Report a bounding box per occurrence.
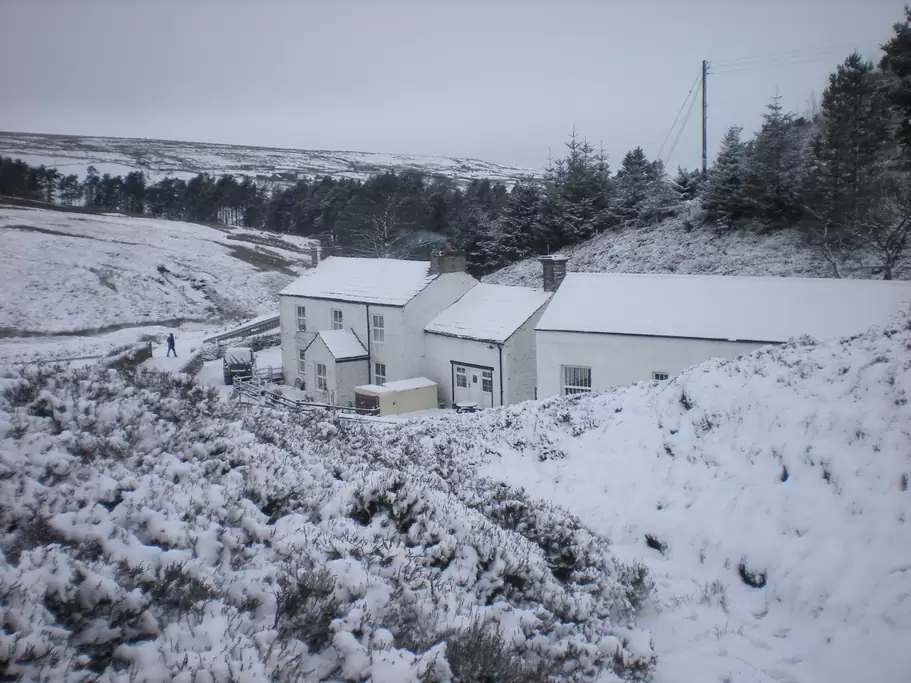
[0,0,905,171]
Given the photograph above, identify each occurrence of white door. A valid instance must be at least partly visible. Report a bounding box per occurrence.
[453,365,493,407]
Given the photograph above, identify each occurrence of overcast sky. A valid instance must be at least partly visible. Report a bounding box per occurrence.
[0,0,905,171]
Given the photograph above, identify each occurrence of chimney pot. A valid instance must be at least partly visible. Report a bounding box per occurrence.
[539,255,569,292]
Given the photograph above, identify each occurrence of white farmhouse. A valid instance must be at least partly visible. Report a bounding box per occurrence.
[424,283,552,408]
[279,250,476,405]
[536,264,911,398]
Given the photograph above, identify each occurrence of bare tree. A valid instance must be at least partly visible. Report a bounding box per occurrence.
[852,182,911,280]
[350,191,415,258]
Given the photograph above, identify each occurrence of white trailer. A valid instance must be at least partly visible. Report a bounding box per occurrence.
[354,377,438,416]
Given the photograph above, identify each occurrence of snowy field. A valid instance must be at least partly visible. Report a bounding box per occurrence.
[384,317,911,682]
[0,206,311,335]
[0,132,537,186]
[485,205,910,287]
[1,307,908,680]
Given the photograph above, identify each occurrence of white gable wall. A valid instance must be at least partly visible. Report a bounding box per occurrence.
[502,305,548,403]
[300,334,368,405]
[423,333,501,408]
[405,271,478,373]
[536,330,766,398]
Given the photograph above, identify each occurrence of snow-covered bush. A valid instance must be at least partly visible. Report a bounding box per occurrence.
[0,363,654,681]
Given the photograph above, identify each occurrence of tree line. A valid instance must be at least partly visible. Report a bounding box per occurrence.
[3,8,911,278]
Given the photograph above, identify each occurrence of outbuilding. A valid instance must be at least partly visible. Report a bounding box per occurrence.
[354,377,438,416]
[535,270,911,398]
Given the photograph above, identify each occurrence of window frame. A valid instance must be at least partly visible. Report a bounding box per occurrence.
[372,313,385,343]
[481,369,493,393]
[455,366,467,388]
[562,365,592,395]
[374,362,387,385]
[316,363,328,391]
[296,305,306,332]
[652,372,670,381]
[298,349,306,374]
[330,308,344,331]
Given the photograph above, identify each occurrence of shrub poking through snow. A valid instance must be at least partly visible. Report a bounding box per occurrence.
[645,534,668,555]
[0,364,654,681]
[737,561,768,589]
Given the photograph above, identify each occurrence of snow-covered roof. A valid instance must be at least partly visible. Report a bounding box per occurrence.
[311,330,368,360]
[425,283,552,343]
[536,273,911,343]
[356,377,437,393]
[279,256,438,306]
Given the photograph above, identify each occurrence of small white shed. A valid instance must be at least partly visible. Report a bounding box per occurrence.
[354,377,438,416]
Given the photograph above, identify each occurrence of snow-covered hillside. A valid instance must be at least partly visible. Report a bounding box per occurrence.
[0,365,653,682]
[382,316,911,682]
[2,314,908,680]
[0,132,537,186]
[0,206,310,335]
[484,208,910,286]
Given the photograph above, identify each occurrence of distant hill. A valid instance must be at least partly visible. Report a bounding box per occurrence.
[0,204,313,336]
[0,131,537,186]
[484,203,910,286]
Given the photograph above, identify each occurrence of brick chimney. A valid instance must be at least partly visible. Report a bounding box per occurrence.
[430,241,467,274]
[539,255,569,292]
[308,242,320,268]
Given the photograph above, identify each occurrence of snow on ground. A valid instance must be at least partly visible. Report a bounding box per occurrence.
[379,316,911,683]
[0,132,537,187]
[0,206,312,334]
[0,365,651,681]
[484,206,910,287]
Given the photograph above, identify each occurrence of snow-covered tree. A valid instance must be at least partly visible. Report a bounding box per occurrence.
[746,95,804,226]
[818,53,892,228]
[491,182,542,265]
[704,125,753,226]
[670,166,703,203]
[880,6,911,157]
[536,131,612,251]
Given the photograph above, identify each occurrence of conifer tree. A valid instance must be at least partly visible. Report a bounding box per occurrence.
[747,95,803,226]
[703,126,752,226]
[818,53,891,227]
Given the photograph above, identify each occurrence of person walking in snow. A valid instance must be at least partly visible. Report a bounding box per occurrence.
[166,333,177,357]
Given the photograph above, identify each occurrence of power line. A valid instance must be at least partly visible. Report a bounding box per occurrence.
[657,72,702,161]
[710,40,873,68]
[711,53,854,75]
[664,81,701,168]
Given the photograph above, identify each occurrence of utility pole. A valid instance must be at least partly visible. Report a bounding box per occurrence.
[701,59,708,177]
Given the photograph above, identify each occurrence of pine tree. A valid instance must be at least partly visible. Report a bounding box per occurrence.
[880,7,911,156]
[536,130,608,250]
[670,167,702,202]
[747,95,803,226]
[491,182,542,265]
[704,125,752,226]
[614,147,653,224]
[818,52,891,227]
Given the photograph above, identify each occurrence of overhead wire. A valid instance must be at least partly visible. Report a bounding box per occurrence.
[710,41,868,68]
[657,72,702,161]
[664,83,700,168]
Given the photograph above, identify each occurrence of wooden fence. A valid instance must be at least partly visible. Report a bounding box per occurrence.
[232,380,383,419]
